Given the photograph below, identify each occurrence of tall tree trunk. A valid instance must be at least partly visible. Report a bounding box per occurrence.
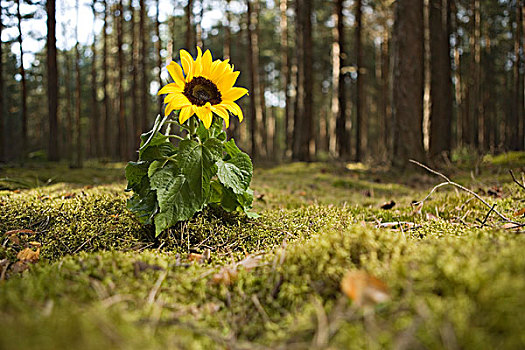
[16,0,27,159]
[355,0,364,161]
[392,0,426,168]
[139,0,149,130]
[450,0,462,148]
[429,0,453,160]
[74,0,83,168]
[196,0,204,47]
[47,0,59,161]
[466,0,481,148]
[224,0,231,59]
[0,3,3,162]
[334,0,349,158]
[90,0,99,159]
[131,0,140,156]
[155,0,163,115]
[513,0,524,150]
[279,0,292,158]
[247,0,264,159]
[292,0,313,161]
[117,0,126,160]
[380,31,391,161]
[103,0,110,157]
[185,0,194,49]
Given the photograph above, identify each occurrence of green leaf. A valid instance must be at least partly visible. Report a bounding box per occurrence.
[149,139,221,236]
[148,160,167,178]
[224,139,242,157]
[139,142,177,162]
[127,191,158,225]
[217,152,253,195]
[125,161,149,191]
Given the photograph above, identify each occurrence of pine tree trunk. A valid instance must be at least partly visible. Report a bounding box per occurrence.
[103,0,111,157]
[334,0,349,158]
[139,0,149,130]
[89,0,99,159]
[513,0,524,150]
[155,0,163,115]
[224,0,231,59]
[74,0,83,168]
[392,0,426,168]
[380,31,391,160]
[47,0,59,161]
[0,5,3,162]
[16,0,27,159]
[196,0,203,47]
[292,0,313,161]
[247,0,264,159]
[429,0,453,160]
[279,0,292,158]
[131,0,140,156]
[185,0,194,49]
[355,0,364,161]
[117,0,126,160]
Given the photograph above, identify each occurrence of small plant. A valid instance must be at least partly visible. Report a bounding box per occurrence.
[125,48,256,236]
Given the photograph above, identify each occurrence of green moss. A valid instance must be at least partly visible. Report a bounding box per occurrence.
[1,154,525,349]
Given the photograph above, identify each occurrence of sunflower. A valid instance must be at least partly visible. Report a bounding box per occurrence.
[158,47,248,129]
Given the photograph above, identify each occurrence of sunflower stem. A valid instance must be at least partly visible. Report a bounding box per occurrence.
[189,117,197,139]
[166,135,185,141]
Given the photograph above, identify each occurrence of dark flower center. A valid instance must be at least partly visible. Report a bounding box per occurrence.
[183,76,222,106]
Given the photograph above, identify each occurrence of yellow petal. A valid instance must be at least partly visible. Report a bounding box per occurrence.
[158,83,182,95]
[217,71,240,92]
[180,49,194,80]
[221,101,244,122]
[179,106,194,124]
[167,61,185,86]
[210,60,231,81]
[195,104,213,129]
[222,87,248,102]
[165,92,191,109]
[194,46,203,76]
[200,49,213,77]
[211,105,230,128]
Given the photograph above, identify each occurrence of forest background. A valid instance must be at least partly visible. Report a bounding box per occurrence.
[0,0,523,167]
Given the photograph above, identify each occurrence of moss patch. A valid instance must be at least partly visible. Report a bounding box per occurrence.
[1,155,525,349]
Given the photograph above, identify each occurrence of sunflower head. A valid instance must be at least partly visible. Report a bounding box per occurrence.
[158,47,248,129]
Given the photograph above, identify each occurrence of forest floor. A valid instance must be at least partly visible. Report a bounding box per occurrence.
[1,152,525,349]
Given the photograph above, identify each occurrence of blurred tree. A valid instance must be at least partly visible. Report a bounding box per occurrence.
[392,0,426,168]
[429,0,453,160]
[47,0,58,161]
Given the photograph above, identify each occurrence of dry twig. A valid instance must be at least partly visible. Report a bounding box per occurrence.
[509,170,525,191]
[409,160,518,224]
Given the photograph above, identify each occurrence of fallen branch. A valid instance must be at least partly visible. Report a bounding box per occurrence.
[409,160,519,225]
[509,170,525,191]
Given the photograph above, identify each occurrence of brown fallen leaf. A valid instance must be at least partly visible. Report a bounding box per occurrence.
[17,247,40,263]
[211,254,264,285]
[380,200,396,210]
[514,208,525,217]
[212,266,238,285]
[341,270,390,307]
[188,249,211,264]
[62,193,76,199]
